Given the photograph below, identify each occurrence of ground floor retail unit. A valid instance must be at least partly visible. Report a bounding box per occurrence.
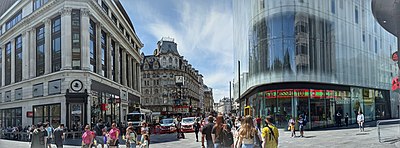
[239,82,398,130]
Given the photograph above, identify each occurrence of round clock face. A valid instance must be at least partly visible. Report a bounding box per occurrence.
[70,80,83,92]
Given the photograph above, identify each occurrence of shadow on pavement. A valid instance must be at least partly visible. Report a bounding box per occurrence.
[355,132,370,135]
[382,138,400,144]
[303,136,316,138]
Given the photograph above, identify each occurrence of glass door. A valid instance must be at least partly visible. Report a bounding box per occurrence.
[70,103,83,131]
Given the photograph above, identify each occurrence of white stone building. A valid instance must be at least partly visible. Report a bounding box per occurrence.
[0,0,143,129]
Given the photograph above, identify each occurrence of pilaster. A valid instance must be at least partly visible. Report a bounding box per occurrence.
[22,30,30,80]
[127,56,132,88]
[29,28,36,78]
[44,19,51,74]
[10,39,15,84]
[1,44,5,86]
[107,33,112,79]
[115,42,120,83]
[95,24,102,75]
[60,7,72,70]
[122,50,127,86]
[81,8,90,71]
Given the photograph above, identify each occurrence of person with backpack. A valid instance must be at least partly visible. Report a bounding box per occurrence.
[212,115,224,148]
[53,124,65,148]
[43,122,54,148]
[94,119,106,148]
[261,116,279,148]
[194,119,201,142]
[30,122,47,148]
[221,124,234,148]
[81,125,94,148]
[237,116,260,148]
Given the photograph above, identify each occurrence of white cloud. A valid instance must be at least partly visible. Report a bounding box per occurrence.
[122,0,234,102]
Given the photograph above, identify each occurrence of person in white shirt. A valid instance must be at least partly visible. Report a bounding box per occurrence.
[357,111,364,132]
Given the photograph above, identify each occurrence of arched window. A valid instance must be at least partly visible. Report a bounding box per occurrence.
[145,98,149,103]
[169,57,172,63]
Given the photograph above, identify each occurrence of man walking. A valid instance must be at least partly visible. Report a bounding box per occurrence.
[345,113,349,127]
[262,116,279,148]
[193,119,201,142]
[44,122,54,148]
[53,124,65,148]
[201,116,215,148]
[94,119,106,148]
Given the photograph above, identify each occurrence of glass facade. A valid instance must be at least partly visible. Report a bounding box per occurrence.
[5,42,11,85]
[101,31,107,77]
[89,20,96,72]
[248,86,390,129]
[71,9,81,70]
[33,104,61,127]
[52,16,61,72]
[15,35,22,82]
[0,107,22,128]
[233,0,397,125]
[36,25,45,76]
[90,90,121,125]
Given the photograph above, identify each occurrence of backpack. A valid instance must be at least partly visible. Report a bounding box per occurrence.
[95,124,105,136]
[221,130,233,147]
[254,128,262,148]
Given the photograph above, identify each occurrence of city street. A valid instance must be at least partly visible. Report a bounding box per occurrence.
[1,125,399,147]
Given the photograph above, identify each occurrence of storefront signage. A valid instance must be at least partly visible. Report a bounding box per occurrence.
[26,111,33,118]
[265,90,277,99]
[311,89,324,98]
[277,89,293,98]
[294,89,309,98]
[325,90,335,98]
[392,51,398,62]
[392,76,399,91]
[101,104,108,111]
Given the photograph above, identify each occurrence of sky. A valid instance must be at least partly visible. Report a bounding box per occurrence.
[120,0,234,102]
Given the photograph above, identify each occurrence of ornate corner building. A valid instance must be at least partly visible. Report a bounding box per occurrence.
[141,37,205,116]
[0,0,143,129]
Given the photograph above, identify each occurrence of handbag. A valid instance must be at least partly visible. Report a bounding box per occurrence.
[288,126,291,131]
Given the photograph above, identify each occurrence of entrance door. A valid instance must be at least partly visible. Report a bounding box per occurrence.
[70,103,83,131]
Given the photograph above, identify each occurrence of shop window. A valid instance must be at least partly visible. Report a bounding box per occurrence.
[33,104,61,127]
[0,107,22,128]
[48,79,61,95]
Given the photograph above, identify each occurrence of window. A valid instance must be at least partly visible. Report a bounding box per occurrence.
[362,32,365,42]
[5,43,11,85]
[33,0,49,11]
[5,91,11,102]
[5,10,22,31]
[119,24,125,34]
[33,83,44,97]
[355,6,359,24]
[111,13,117,25]
[71,9,81,70]
[89,20,96,72]
[48,79,61,95]
[101,31,107,77]
[375,39,378,53]
[15,35,22,82]
[119,48,123,84]
[15,88,22,100]
[331,0,335,14]
[126,54,130,87]
[0,47,2,86]
[131,58,134,89]
[33,104,61,128]
[111,40,116,81]
[52,16,61,72]
[0,107,22,128]
[36,25,45,76]
[101,1,109,14]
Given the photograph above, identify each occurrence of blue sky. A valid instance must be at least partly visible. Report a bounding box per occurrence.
[120,0,234,102]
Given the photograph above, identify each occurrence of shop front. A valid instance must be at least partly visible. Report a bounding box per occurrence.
[0,107,22,128]
[245,83,391,130]
[33,104,61,127]
[90,80,122,125]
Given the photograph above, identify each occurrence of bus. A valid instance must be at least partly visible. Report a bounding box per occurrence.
[126,108,152,130]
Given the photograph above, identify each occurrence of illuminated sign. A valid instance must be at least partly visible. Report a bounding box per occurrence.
[392,51,398,62]
[311,89,324,98]
[277,89,293,98]
[294,89,309,98]
[265,90,277,99]
[392,76,399,91]
[325,90,335,98]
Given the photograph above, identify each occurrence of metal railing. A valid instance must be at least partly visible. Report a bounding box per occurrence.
[377,119,400,143]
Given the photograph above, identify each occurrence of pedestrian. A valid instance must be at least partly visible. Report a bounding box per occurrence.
[345,113,349,127]
[288,116,296,138]
[108,123,120,148]
[298,116,305,137]
[140,122,149,146]
[357,111,365,132]
[94,119,106,148]
[30,122,47,148]
[212,115,224,147]
[221,124,234,148]
[140,134,149,148]
[237,116,260,148]
[336,112,342,127]
[126,126,137,148]
[256,116,261,129]
[194,119,201,142]
[176,117,185,139]
[202,116,215,148]
[53,124,65,148]
[44,122,54,148]
[261,116,279,148]
[81,125,94,148]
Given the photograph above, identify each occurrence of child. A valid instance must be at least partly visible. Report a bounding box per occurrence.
[140,134,149,148]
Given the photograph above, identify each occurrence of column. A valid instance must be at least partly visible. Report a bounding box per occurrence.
[137,62,141,91]
[115,42,120,83]
[121,50,127,86]
[95,24,102,74]
[107,33,112,79]
[1,45,5,86]
[11,39,15,84]
[60,7,72,70]
[44,19,51,74]
[29,28,36,78]
[128,56,132,88]
[81,8,90,71]
[22,30,30,80]
[132,60,136,90]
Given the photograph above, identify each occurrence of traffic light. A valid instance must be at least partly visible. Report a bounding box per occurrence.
[189,105,192,113]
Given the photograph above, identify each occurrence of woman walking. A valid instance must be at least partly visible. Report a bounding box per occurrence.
[212,115,224,148]
[30,122,46,148]
[108,123,120,148]
[357,111,365,132]
[81,125,94,148]
[298,116,305,138]
[237,116,261,148]
[288,116,296,138]
[126,126,137,148]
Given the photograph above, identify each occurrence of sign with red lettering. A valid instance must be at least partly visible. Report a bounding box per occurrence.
[277,89,293,98]
[311,89,324,98]
[392,76,399,91]
[325,90,335,98]
[392,51,398,62]
[265,90,277,99]
[294,89,309,98]
[26,111,33,118]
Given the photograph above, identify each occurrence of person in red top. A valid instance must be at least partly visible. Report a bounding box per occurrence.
[108,123,120,148]
[256,116,262,129]
[81,125,94,148]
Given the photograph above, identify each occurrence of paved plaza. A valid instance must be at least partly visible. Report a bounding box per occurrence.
[1,125,399,148]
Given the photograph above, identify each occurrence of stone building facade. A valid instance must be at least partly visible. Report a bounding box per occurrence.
[141,37,204,116]
[0,0,142,129]
[203,85,214,114]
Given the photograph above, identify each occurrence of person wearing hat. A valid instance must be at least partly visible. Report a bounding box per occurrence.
[261,116,279,148]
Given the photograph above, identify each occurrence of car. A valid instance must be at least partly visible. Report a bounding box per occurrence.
[181,117,196,132]
[159,118,176,134]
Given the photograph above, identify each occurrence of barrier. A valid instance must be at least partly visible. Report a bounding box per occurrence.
[377,119,400,143]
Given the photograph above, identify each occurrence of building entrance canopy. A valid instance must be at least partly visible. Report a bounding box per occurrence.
[371,0,399,37]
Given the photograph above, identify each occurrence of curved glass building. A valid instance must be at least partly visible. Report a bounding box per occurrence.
[233,0,398,129]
